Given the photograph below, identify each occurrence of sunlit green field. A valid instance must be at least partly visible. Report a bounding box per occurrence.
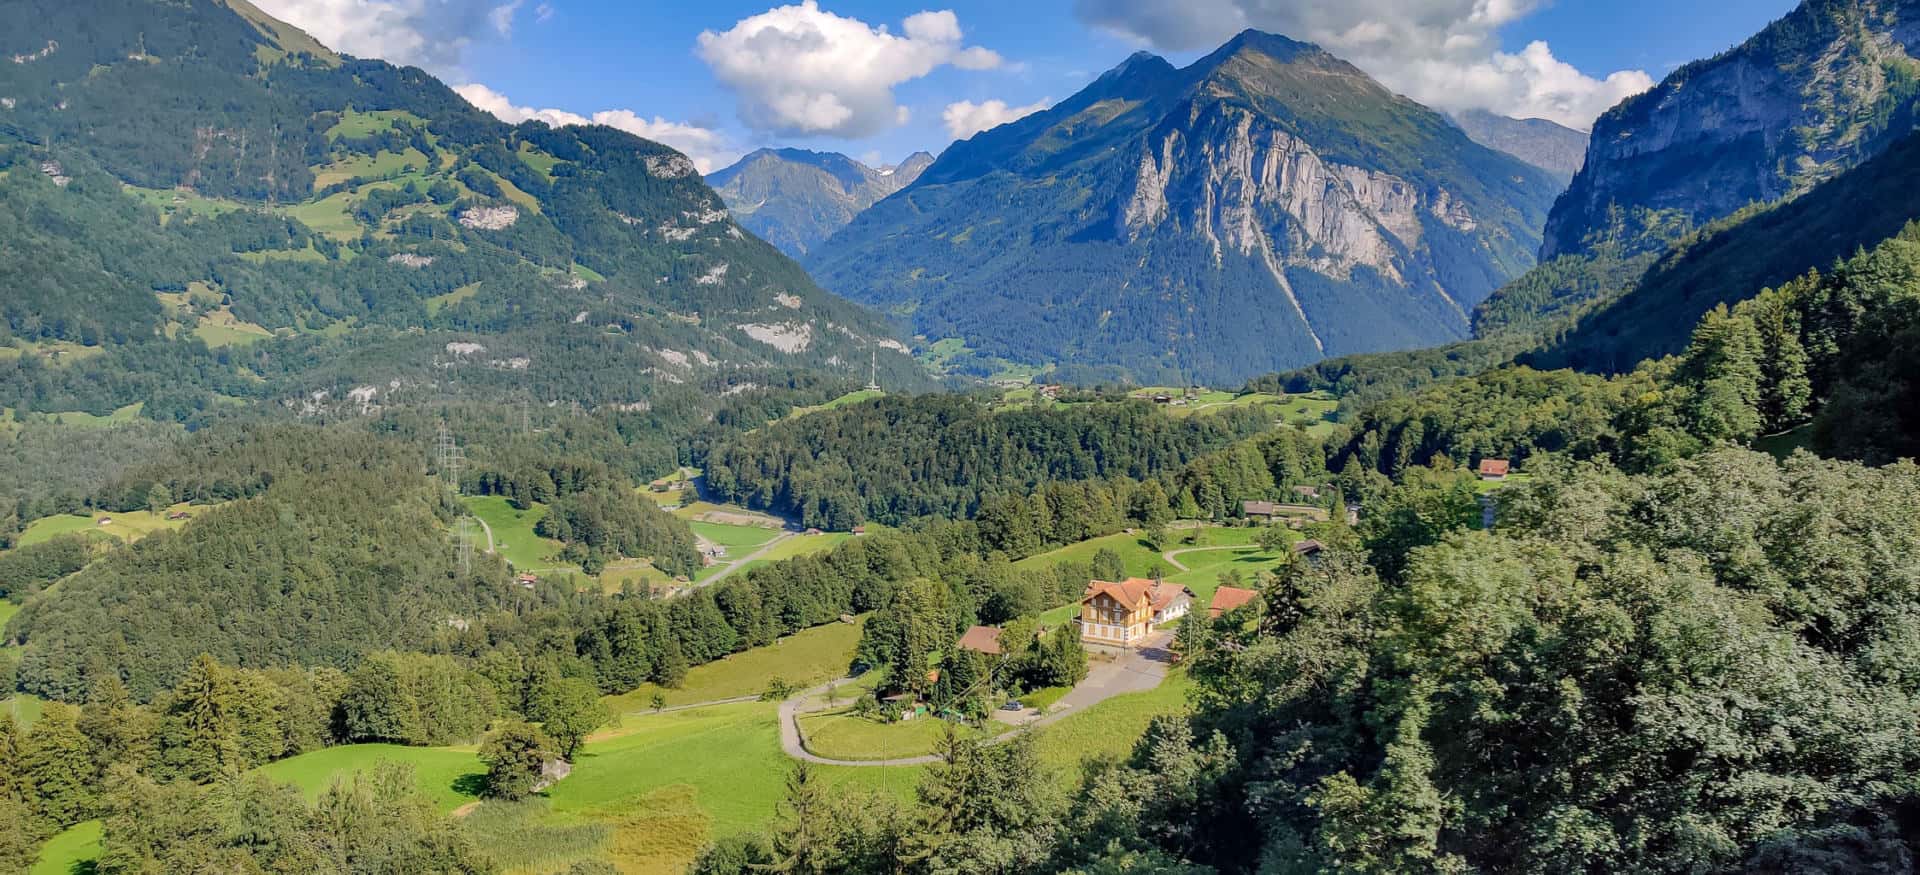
[602,620,863,713]
[688,520,782,550]
[461,495,569,572]
[17,503,202,548]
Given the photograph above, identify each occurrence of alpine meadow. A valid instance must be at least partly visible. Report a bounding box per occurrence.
[4,1,1920,874]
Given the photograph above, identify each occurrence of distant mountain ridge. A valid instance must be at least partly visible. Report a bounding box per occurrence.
[807,30,1563,384]
[708,148,933,257]
[1543,0,1920,258]
[1449,110,1588,183]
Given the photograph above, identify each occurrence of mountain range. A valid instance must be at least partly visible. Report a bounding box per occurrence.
[708,148,934,257]
[1448,110,1589,184]
[806,31,1565,385]
[1544,0,1920,260]
[0,0,922,424]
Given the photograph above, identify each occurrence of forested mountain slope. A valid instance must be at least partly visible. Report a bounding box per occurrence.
[1448,109,1589,183]
[707,149,933,257]
[1543,0,1920,259]
[0,0,921,423]
[808,31,1561,385]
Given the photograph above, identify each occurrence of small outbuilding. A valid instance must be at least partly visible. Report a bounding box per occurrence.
[1478,459,1512,481]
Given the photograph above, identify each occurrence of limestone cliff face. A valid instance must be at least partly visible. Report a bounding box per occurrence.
[807,30,1560,384]
[1544,0,1920,257]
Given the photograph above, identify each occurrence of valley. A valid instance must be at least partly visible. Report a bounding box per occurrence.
[3,0,1920,873]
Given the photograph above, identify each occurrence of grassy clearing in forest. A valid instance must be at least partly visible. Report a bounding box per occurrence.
[461,495,568,572]
[17,503,200,548]
[602,621,863,714]
[688,520,782,550]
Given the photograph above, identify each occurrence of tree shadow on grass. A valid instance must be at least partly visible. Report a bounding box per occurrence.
[452,771,489,798]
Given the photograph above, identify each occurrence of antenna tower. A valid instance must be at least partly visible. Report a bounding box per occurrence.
[865,350,880,392]
[436,423,474,574]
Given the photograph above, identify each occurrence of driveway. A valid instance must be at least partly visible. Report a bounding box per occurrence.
[778,632,1176,766]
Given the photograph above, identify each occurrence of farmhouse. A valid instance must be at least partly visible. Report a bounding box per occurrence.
[1479,459,1512,481]
[956,625,1004,656]
[1078,578,1193,648]
[1242,500,1278,522]
[1209,586,1259,618]
[516,573,539,589]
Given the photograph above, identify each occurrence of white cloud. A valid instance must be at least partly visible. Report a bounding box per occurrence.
[696,1,1004,138]
[454,84,741,174]
[252,0,522,72]
[942,98,1051,139]
[1072,0,1653,129]
[534,3,554,23]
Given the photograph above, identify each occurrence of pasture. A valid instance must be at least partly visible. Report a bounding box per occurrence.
[461,495,569,572]
[17,503,200,548]
[688,520,782,550]
[601,620,862,713]
[798,710,985,761]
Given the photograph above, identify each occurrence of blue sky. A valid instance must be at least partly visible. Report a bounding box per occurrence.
[256,0,1799,172]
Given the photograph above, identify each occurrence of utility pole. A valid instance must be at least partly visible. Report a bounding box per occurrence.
[866,350,880,392]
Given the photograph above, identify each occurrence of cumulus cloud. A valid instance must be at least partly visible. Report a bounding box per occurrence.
[1072,0,1653,129]
[697,1,1004,138]
[942,98,1052,139]
[454,84,741,174]
[252,0,521,72]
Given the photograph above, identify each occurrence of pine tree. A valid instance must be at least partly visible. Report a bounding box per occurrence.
[766,763,837,874]
[158,654,241,783]
[24,703,96,827]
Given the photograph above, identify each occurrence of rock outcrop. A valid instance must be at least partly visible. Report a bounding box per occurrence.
[1543,0,1920,258]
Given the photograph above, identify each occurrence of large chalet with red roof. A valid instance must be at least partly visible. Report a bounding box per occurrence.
[1078,578,1193,648]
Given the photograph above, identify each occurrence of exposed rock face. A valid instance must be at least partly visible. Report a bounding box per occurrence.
[707,148,934,256]
[808,30,1559,383]
[1543,0,1920,257]
[457,205,518,230]
[1449,110,1588,183]
[735,322,813,353]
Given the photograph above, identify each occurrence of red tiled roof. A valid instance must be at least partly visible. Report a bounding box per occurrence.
[956,625,1004,655]
[1083,577,1156,608]
[1479,459,1511,477]
[1209,586,1259,618]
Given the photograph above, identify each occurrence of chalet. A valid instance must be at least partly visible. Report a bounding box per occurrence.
[804,527,824,535]
[852,525,868,535]
[95,517,112,526]
[1208,586,1259,618]
[1242,500,1279,522]
[1037,384,1064,400]
[516,573,539,589]
[166,511,192,521]
[956,625,1004,656]
[1293,540,1325,563]
[1078,578,1193,648]
[1478,459,1512,481]
[1152,393,1173,404]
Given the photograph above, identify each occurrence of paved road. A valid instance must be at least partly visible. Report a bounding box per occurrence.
[1160,544,1254,572]
[777,633,1175,766]
[699,531,795,587]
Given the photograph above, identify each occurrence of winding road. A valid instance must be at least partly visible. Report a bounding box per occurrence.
[1159,544,1257,572]
[777,633,1176,766]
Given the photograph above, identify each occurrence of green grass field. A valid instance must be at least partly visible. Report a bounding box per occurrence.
[425,282,481,315]
[1030,670,1194,785]
[3,694,45,728]
[602,621,863,713]
[282,191,360,239]
[325,108,425,139]
[461,495,569,572]
[257,743,485,811]
[1012,531,1168,578]
[30,819,100,875]
[311,147,432,189]
[518,142,561,179]
[17,503,201,548]
[785,389,884,420]
[1473,472,1534,495]
[0,599,18,631]
[729,532,850,577]
[798,711,984,761]
[688,520,783,550]
[192,319,274,347]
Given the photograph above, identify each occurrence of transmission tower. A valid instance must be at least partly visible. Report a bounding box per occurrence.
[436,424,474,574]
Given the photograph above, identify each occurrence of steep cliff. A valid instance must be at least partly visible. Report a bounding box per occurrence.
[807,31,1561,384]
[1543,0,1920,258]
[708,149,933,257]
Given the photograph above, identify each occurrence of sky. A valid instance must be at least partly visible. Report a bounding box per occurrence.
[251,0,1799,174]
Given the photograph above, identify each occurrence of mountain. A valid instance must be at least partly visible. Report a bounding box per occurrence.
[806,31,1563,385]
[708,148,933,257]
[1542,0,1920,258]
[0,0,922,425]
[1448,110,1588,183]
